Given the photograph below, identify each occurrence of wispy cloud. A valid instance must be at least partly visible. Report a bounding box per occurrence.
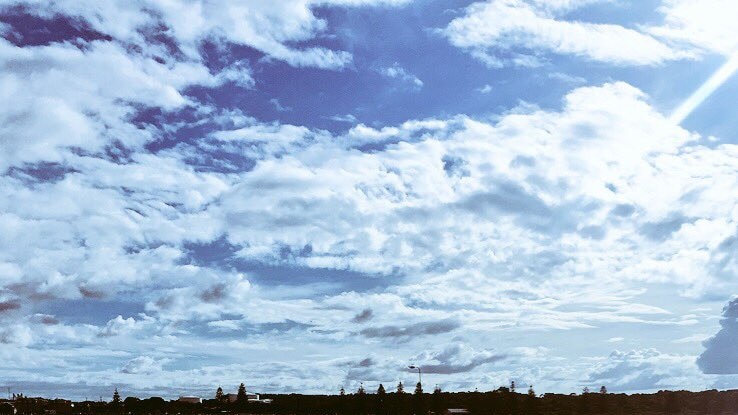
[376,62,424,89]
[442,0,690,67]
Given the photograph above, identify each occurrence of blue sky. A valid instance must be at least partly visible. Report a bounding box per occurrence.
[2,0,738,400]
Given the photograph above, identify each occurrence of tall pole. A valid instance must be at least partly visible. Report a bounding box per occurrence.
[408,366,422,387]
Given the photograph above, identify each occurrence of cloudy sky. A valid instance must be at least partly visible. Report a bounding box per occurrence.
[2,0,738,400]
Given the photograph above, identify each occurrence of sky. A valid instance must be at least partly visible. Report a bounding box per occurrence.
[2,0,738,401]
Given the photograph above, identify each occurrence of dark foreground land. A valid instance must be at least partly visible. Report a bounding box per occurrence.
[4,388,738,415]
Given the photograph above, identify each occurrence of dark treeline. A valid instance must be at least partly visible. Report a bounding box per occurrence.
[5,386,738,415]
[260,388,738,415]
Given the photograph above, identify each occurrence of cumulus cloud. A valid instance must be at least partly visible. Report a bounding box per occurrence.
[0,38,208,170]
[588,349,707,392]
[216,81,736,304]
[442,0,689,67]
[697,298,738,374]
[99,315,149,338]
[121,356,166,375]
[1,1,737,392]
[2,75,737,395]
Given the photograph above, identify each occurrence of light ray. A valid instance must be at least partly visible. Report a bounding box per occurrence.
[670,53,738,124]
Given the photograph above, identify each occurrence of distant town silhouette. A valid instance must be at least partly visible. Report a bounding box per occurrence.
[1,382,734,415]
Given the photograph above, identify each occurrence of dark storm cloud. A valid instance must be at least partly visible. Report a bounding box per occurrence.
[79,286,105,299]
[201,284,227,302]
[412,344,508,374]
[0,299,20,312]
[360,319,460,339]
[338,357,376,368]
[419,354,506,374]
[37,314,60,325]
[351,308,374,323]
[358,357,375,367]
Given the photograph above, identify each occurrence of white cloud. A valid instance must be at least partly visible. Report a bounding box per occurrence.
[327,114,358,123]
[547,72,587,84]
[0,38,212,170]
[0,324,33,346]
[99,315,154,338]
[477,84,493,93]
[0,0,406,70]
[410,343,507,374]
[0,7,737,391]
[697,298,738,374]
[269,98,293,112]
[377,62,424,89]
[442,0,689,67]
[650,0,738,56]
[588,349,708,392]
[121,356,167,374]
[0,0,411,173]
[526,0,607,12]
[216,60,255,88]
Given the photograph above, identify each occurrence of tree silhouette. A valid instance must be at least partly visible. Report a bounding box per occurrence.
[432,385,444,415]
[579,388,591,414]
[376,384,387,415]
[123,397,139,409]
[597,386,609,413]
[237,383,247,402]
[338,387,347,415]
[215,386,224,402]
[526,385,539,415]
[413,382,425,415]
[356,383,367,415]
[110,388,122,414]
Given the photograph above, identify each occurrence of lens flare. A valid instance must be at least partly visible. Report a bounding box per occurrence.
[670,53,738,124]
